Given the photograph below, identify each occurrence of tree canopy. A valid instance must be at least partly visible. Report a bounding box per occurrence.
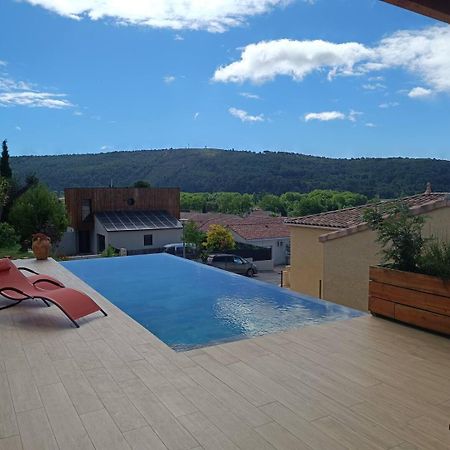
[182,220,206,248]
[133,180,151,188]
[1,140,12,179]
[10,148,450,198]
[181,189,368,216]
[8,183,68,248]
[205,224,235,252]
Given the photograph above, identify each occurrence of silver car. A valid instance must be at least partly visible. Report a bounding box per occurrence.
[206,254,257,277]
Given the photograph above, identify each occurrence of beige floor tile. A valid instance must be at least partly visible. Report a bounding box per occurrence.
[16,408,58,450]
[38,382,94,449]
[80,409,131,450]
[0,435,23,450]
[121,379,199,450]
[7,370,42,414]
[97,389,148,432]
[53,359,104,415]
[255,421,311,450]
[123,426,167,450]
[178,412,238,450]
[0,373,18,438]
[260,402,346,450]
[183,365,271,427]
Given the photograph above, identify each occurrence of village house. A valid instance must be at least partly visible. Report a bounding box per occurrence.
[284,188,450,311]
[181,210,290,266]
[63,187,182,254]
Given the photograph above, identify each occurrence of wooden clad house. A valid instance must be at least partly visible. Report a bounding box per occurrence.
[64,187,182,254]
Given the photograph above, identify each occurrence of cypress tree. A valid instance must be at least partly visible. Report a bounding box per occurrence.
[0,140,12,179]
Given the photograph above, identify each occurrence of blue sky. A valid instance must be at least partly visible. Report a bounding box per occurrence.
[1,0,449,159]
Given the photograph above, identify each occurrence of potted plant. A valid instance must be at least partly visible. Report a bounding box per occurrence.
[32,233,52,260]
[365,203,450,335]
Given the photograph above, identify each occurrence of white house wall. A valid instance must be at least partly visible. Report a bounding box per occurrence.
[232,233,289,265]
[94,216,182,252]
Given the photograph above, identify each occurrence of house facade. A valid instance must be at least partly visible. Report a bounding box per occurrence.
[181,210,290,266]
[64,187,182,254]
[284,191,450,311]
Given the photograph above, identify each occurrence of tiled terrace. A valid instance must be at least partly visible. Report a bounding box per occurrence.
[1,258,450,450]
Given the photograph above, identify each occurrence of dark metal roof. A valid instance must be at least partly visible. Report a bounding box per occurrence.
[96,210,182,232]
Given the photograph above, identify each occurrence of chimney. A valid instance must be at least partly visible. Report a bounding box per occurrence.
[425,182,432,194]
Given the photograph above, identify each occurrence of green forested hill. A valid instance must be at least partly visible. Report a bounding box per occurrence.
[10,148,450,197]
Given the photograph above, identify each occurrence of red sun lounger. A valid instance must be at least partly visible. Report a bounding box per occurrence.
[0,258,107,328]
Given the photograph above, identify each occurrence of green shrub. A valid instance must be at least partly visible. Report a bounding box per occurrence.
[0,222,18,247]
[419,240,450,280]
[364,202,426,273]
[205,224,235,252]
[101,245,117,257]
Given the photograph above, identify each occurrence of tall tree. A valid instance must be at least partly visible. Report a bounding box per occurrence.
[9,183,68,249]
[0,140,12,179]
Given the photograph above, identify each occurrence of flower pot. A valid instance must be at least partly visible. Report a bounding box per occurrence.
[32,234,51,260]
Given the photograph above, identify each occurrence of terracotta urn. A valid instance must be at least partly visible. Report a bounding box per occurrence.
[32,233,51,260]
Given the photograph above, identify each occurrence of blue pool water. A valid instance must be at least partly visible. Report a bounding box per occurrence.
[62,254,363,351]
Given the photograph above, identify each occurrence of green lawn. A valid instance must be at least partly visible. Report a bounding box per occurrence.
[0,245,33,259]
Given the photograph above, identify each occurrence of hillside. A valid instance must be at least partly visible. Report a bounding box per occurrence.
[10,148,450,197]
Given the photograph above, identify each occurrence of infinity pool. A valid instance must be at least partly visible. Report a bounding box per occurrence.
[62,254,363,351]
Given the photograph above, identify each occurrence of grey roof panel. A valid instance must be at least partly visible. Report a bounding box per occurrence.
[96,210,182,232]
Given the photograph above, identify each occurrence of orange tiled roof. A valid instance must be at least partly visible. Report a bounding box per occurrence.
[285,193,450,229]
[181,210,289,240]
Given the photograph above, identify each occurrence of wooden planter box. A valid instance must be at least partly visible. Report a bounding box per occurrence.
[369,266,450,335]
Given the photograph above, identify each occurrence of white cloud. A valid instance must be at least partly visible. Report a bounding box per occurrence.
[0,64,73,109]
[365,122,376,127]
[0,91,73,108]
[15,125,22,131]
[174,34,184,41]
[240,92,260,99]
[213,26,450,95]
[229,107,264,122]
[164,75,176,84]
[379,101,399,108]
[408,86,432,98]
[22,0,295,33]
[348,110,362,122]
[370,27,450,94]
[304,110,362,123]
[214,39,372,84]
[194,112,200,120]
[0,77,34,91]
[304,111,346,122]
[73,110,83,116]
[362,83,386,91]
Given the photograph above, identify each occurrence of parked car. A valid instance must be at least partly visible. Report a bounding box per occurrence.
[163,243,197,258]
[206,254,257,276]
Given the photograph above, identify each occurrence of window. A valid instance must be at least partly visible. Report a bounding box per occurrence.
[144,234,153,246]
[233,257,243,264]
[81,199,92,221]
[97,234,106,253]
